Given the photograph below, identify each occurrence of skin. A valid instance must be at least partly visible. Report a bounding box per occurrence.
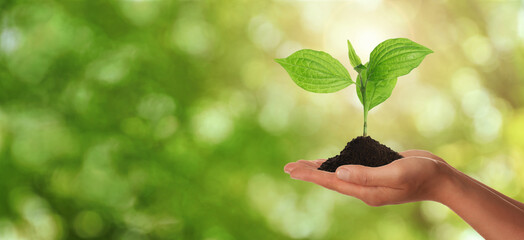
[284,150,524,240]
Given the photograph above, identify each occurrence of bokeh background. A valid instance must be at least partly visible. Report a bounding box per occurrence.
[0,0,523,239]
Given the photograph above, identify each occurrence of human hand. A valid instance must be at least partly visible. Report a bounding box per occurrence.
[285,151,524,239]
[283,150,452,206]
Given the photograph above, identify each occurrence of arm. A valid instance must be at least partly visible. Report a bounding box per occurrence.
[401,150,524,211]
[284,152,524,240]
[440,166,524,239]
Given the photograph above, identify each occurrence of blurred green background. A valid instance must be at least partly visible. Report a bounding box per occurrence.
[0,0,524,239]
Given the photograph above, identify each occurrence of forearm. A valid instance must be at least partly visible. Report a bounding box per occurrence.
[436,164,524,239]
[457,169,524,211]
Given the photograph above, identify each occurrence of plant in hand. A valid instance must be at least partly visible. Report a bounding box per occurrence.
[276,38,432,172]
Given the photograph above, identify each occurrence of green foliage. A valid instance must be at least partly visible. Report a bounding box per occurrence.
[347,40,362,69]
[367,38,433,82]
[276,38,432,135]
[356,70,398,111]
[275,49,353,93]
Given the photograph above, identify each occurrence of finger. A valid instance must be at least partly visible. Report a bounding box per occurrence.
[400,150,445,163]
[284,160,319,174]
[289,165,333,182]
[284,162,300,174]
[335,164,402,188]
[400,149,428,157]
[311,159,327,167]
[289,165,365,198]
[297,160,320,168]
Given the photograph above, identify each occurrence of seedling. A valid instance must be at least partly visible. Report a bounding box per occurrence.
[275,38,432,171]
[275,38,432,136]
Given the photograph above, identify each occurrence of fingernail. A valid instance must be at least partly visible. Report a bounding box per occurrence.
[284,165,292,174]
[336,168,350,181]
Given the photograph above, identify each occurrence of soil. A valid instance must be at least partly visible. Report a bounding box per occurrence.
[318,136,403,172]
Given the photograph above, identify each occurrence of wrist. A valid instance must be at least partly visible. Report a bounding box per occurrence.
[430,161,465,205]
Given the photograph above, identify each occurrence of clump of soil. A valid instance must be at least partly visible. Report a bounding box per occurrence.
[318,136,403,172]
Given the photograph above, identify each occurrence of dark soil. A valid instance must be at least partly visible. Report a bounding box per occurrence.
[318,136,403,172]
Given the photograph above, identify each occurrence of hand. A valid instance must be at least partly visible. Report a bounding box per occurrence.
[284,150,451,206]
[285,150,524,239]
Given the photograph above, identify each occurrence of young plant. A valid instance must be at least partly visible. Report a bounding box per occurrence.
[275,38,432,136]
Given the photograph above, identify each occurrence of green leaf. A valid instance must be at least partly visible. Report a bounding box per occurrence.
[347,40,362,68]
[275,49,353,93]
[367,38,432,82]
[356,68,397,111]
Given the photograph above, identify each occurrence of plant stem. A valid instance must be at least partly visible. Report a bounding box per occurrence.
[363,106,368,136]
[359,74,368,136]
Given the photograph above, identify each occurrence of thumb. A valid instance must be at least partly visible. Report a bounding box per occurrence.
[335,164,400,187]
